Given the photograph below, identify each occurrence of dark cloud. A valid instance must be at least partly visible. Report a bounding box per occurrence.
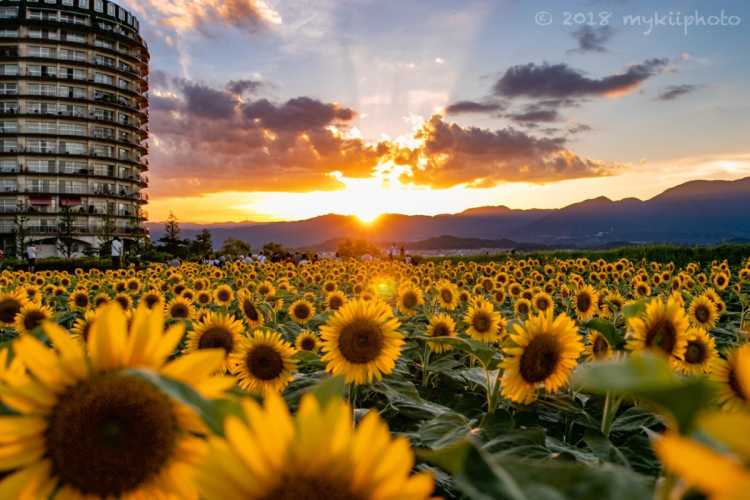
[493,59,669,99]
[656,84,701,101]
[407,115,613,188]
[445,100,505,115]
[226,79,263,96]
[570,25,614,53]
[507,107,561,124]
[241,97,355,133]
[567,123,593,135]
[148,76,614,197]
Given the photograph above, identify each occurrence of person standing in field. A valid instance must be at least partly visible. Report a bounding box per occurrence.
[26,244,37,272]
[111,238,123,269]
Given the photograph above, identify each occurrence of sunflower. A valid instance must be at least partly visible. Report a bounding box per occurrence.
[325,290,347,311]
[653,432,750,500]
[67,290,90,311]
[320,299,403,385]
[195,290,212,307]
[626,297,689,365]
[229,329,296,394]
[167,296,194,320]
[295,330,320,353]
[238,291,264,327]
[501,310,584,404]
[688,294,719,330]
[675,328,717,375]
[435,280,459,311]
[197,392,434,500]
[0,290,28,326]
[13,303,54,336]
[712,272,730,290]
[185,312,244,370]
[140,289,165,311]
[710,344,750,411]
[397,286,424,315]
[213,284,234,306]
[464,299,502,344]
[584,331,613,362]
[71,309,98,343]
[514,298,532,319]
[93,292,110,308]
[125,277,141,294]
[256,280,275,299]
[113,292,133,311]
[573,285,599,321]
[288,299,316,325]
[0,303,232,499]
[532,291,553,313]
[426,313,457,353]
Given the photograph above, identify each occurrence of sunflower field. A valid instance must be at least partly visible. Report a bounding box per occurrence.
[0,255,748,499]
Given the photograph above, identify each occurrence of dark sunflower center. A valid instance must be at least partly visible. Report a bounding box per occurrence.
[300,337,316,351]
[576,293,591,312]
[127,282,138,291]
[432,323,450,337]
[592,335,609,358]
[536,298,549,310]
[440,289,453,303]
[198,327,234,354]
[243,300,259,321]
[471,312,492,333]
[218,290,230,302]
[0,298,21,324]
[519,334,561,384]
[645,318,677,354]
[95,297,108,307]
[115,296,129,310]
[45,374,177,498]
[337,319,385,364]
[144,294,159,308]
[24,310,46,331]
[329,296,343,310]
[684,340,707,364]
[293,304,311,319]
[402,292,417,309]
[517,302,529,315]
[171,304,189,318]
[262,475,365,500]
[198,293,210,304]
[246,345,284,380]
[74,294,88,308]
[695,305,710,324]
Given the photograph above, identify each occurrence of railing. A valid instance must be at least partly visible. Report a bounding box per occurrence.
[1,186,147,200]
[0,109,145,131]
[0,166,148,183]
[0,145,145,161]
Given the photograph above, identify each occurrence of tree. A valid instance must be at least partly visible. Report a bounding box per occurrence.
[12,211,29,258]
[96,205,117,257]
[337,239,380,258]
[190,229,214,260]
[56,206,78,259]
[220,238,251,259]
[158,212,188,257]
[262,242,285,256]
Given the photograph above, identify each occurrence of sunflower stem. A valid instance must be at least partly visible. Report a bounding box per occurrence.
[600,391,621,437]
[421,345,431,387]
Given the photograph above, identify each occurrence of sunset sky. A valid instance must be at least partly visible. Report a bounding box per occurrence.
[119,0,750,223]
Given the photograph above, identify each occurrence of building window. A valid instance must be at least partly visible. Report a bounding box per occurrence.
[106,3,115,17]
[79,0,90,8]
[0,7,19,19]
[94,0,103,12]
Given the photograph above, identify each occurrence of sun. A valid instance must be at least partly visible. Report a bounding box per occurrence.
[355,210,381,224]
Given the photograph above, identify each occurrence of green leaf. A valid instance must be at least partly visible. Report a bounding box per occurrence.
[584,319,624,349]
[415,336,500,368]
[309,375,346,407]
[621,300,647,319]
[124,368,226,435]
[418,412,474,449]
[573,354,716,432]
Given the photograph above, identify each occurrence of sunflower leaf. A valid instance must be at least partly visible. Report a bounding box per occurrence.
[622,300,647,319]
[415,336,500,369]
[309,374,346,407]
[584,319,624,350]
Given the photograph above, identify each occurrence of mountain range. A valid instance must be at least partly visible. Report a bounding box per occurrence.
[146,177,750,250]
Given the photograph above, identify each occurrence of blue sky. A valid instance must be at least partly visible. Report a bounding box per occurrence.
[119,0,750,222]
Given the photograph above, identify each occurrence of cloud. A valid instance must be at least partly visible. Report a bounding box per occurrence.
[406,115,614,188]
[122,0,281,35]
[147,76,615,197]
[570,25,614,53]
[444,100,505,115]
[493,59,669,99]
[507,103,561,124]
[656,84,701,101]
[226,79,263,96]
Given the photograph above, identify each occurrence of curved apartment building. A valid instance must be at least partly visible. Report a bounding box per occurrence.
[0,0,148,257]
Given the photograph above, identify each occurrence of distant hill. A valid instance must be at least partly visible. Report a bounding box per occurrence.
[147,176,750,250]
